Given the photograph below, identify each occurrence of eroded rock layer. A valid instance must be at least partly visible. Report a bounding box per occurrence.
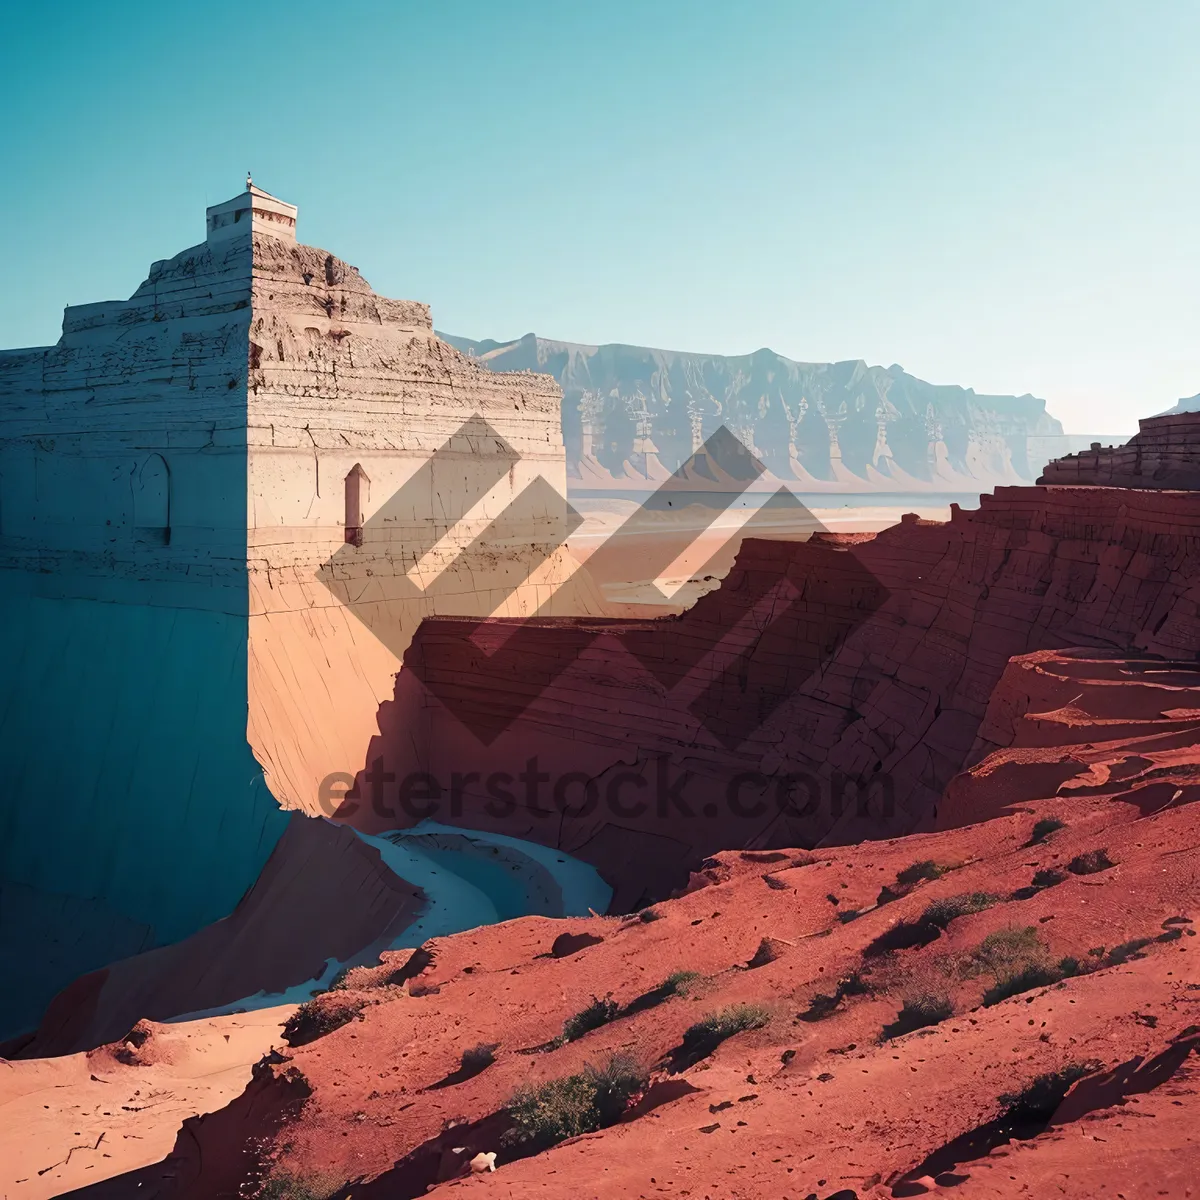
[1038,410,1200,489]
[347,484,1200,903]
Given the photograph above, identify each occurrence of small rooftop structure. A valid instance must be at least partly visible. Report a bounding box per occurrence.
[206,182,297,245]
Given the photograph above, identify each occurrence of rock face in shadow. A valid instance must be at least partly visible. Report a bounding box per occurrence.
[17,816,426,1058]
[1039,411,1200,489]
[344,484,1200,904]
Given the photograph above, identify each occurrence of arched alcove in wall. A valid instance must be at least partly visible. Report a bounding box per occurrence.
[133,454,170,545]
[344,462,370,546]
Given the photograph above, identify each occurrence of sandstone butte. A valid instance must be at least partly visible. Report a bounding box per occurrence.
[1,185,1199,1200]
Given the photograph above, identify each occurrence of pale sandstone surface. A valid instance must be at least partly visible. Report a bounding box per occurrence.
[0,182,596,1038]
[243,227,599,817]
[0,1006,293,1200]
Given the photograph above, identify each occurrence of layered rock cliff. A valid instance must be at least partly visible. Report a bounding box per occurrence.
[348,478,1200,904]
[0,184,595,1039]
[441,332,1066,491]
[1038,410,1200,489]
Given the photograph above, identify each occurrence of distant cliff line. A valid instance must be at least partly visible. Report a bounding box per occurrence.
[440,331,1117,494]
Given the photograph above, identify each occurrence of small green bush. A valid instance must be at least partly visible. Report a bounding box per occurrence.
[967,925,1044,976]
[896,860,946,886]
[966,926,1076,1005]
[503,1054,647,1150]
[639,908,663,923]
[676,1004,770,1063]
[982,962,1064,1006]
[799,969,871,1022]
[283,996,365,1047]
[1068,849,1115,876]
[661,970,701,996]
[562,996,619,1042]
[882,990,953,1039]
[1028,817,1066,845]
[257,1171,340,1200]
[921,892,999,930]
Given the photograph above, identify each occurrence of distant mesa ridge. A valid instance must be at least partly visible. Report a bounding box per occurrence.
[440,331,1117,493]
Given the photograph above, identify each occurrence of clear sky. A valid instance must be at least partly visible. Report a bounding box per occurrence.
[3,0,1198,433]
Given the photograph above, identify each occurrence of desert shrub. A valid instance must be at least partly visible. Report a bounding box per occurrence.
[896,860,947,886]
[673,1004,770,1067]
[863,919,941,957]
[1028,817,1066,845]
[921,892,999,930]
[882,990,953,1040]
[1106,937,1154,965]
[585,1053,648,1125]
[460,1042,498,1073]
[325,966,353,992]
[1068,849,1115,876]
[969,924,1090,1004]
[1031,867,1067,889]
[982,962,1066,1006]
[621,970,702,1018]
[503,1054,647,1151]
[966,926,1069,1005]
[799,969,871,1022]
[639,907,663,923]
[661,970,701,996]
[561,996,619,1042]
[968,926,1044,975]
[837,907,863,923]
[999,1060,1101,1123]
[283,996,365,1047]
[257,1171,340,1200]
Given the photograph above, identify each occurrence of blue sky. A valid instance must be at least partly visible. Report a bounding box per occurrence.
[3,0,1198,433]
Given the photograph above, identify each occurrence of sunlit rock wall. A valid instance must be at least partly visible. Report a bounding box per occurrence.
[243,232,592,817]
[0,185,589,1035]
